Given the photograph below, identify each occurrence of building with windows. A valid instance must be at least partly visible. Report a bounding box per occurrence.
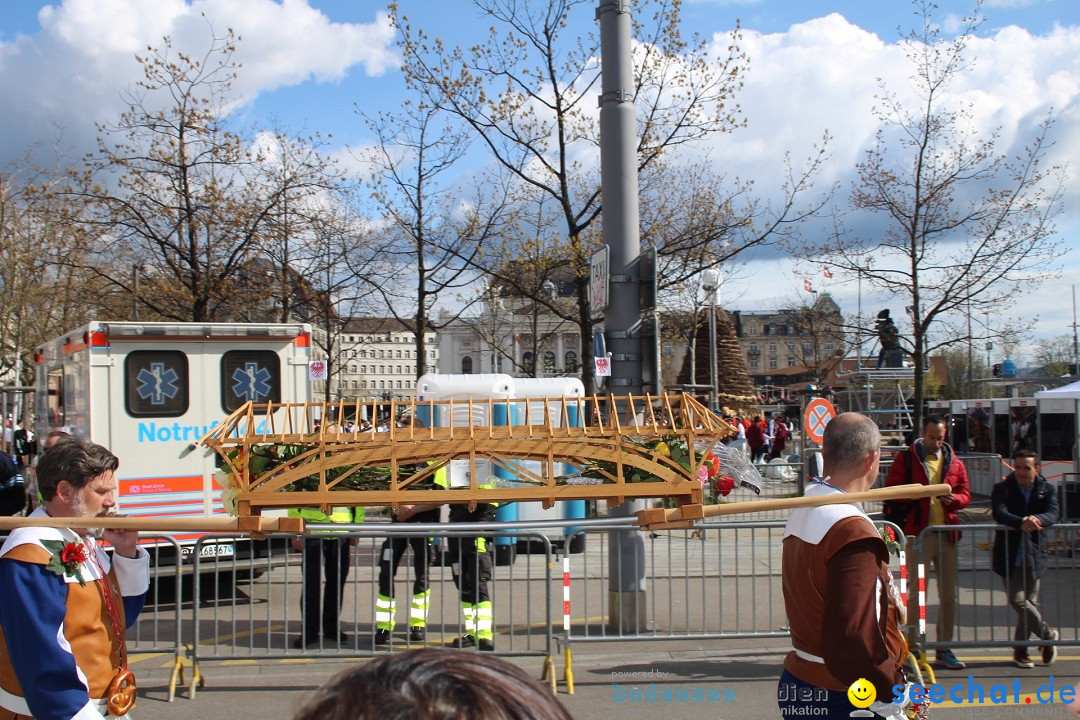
[730,293,845,401]
[333,318,437,402]
[436,280,583,378]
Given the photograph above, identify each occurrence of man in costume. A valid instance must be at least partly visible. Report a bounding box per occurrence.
[778,413,912,718]
[0,437,150,720]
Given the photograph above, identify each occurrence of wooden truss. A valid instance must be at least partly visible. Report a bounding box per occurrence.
[199,393,736,520]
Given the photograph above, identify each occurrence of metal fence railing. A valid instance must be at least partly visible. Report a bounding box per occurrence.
[563,521,786,642]
[125,512,1079,697]
[189,527,555,665]
[913,523,1080,653]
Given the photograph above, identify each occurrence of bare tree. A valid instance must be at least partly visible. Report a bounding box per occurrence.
[783,293,846,387]
[359,100,508,378]
[1,159,101,384]
[75,25,296,322]
[1033,335,1075,378]
[304,202,383,397]
[254,128,352,323]
[809,1,1064,430]
[642,155,829,295]
[394,0,776,394]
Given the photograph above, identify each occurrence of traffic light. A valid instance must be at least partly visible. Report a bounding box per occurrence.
[992,363,1003,378]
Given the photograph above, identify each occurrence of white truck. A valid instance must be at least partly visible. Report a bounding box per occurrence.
[33,320,316,563]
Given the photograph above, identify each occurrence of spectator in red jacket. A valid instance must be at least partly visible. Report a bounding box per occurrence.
[883,415,970,671]
[746,416,768,463]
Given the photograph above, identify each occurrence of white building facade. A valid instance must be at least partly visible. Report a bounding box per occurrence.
[334,317,438,402]
[436,293,584,378]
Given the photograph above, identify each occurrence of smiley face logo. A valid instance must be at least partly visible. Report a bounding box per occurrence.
[847,678,876,708]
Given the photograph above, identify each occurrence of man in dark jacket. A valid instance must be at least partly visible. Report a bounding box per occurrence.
[991,448,1059,669]
[883,415,970,670]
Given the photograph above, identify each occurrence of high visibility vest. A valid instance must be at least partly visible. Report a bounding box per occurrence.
[288,505,365,531]
[432,463,499,507]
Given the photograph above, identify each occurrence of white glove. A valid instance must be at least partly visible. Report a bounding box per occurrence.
[869,682,914,720]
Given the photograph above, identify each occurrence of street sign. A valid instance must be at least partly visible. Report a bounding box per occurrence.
[803,398,836,445]
[589,246,609,313]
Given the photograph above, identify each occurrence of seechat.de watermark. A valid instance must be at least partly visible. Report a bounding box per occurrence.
[890,676,1076,707]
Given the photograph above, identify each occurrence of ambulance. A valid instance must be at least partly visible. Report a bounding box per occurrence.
[33,320,316,563]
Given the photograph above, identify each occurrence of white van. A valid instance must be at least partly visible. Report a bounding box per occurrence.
[33,320,315,562]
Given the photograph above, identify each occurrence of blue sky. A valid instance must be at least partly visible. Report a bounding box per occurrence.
[2,0,1078,359]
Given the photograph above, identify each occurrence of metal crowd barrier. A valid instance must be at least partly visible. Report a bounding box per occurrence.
[562,520,790,642]
[130,514,1080,698]
[125,536,187,701]
[956,453,1007,498]
[913,523,1080,653]
[186,526,555,673]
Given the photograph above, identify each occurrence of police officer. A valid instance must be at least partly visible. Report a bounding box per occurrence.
[400,460,500,651]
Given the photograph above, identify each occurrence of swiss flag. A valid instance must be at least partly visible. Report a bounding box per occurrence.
[823,268,833,279]
[803,279,813,292]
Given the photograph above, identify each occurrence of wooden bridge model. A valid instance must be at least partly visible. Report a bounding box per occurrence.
[198,393,736,521]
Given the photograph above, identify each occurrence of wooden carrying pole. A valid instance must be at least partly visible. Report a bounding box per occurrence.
[635,483,951,529]
[0,515,304,535]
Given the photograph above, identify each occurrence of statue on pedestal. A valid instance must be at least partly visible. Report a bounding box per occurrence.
[875,310,903,368]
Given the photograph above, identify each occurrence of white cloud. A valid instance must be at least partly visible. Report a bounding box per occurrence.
[2,1,1076,346]
[0,0,395,166]
[984,0,1042,7]
[693,13,1080,344]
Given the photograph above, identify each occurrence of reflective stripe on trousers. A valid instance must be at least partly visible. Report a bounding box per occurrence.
[410,589,431,627]
[375,594,395,630]
[460,600,493,640]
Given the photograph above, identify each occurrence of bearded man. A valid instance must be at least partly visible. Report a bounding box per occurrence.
[0,437,149,719]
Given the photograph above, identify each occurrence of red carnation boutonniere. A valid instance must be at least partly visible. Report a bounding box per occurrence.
[41,539,88,586]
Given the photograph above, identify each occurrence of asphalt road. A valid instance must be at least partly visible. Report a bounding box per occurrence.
[129,638,1080,719]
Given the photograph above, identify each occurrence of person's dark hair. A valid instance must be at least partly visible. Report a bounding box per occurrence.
[293,648,573,720]
[44,430,71,448]
[923,414,946,430]
[37,437,119,502]
[1013,448,1039,464]
[822,413,880,476]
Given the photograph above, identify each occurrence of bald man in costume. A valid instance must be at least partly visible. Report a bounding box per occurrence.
[777,413,913,719]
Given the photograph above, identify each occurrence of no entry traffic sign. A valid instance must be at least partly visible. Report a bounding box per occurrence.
[803,398,836,445]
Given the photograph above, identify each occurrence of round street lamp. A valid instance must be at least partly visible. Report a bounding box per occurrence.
[701,270,721,413]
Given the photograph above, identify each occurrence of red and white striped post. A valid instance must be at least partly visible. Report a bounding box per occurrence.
[562,555,571,634]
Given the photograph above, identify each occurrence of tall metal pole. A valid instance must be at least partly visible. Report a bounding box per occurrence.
[1073,284,1079,375]
[709,297,718,412]
[856,270,862,371]
[967,298,973,397]
[597,0,646,633]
